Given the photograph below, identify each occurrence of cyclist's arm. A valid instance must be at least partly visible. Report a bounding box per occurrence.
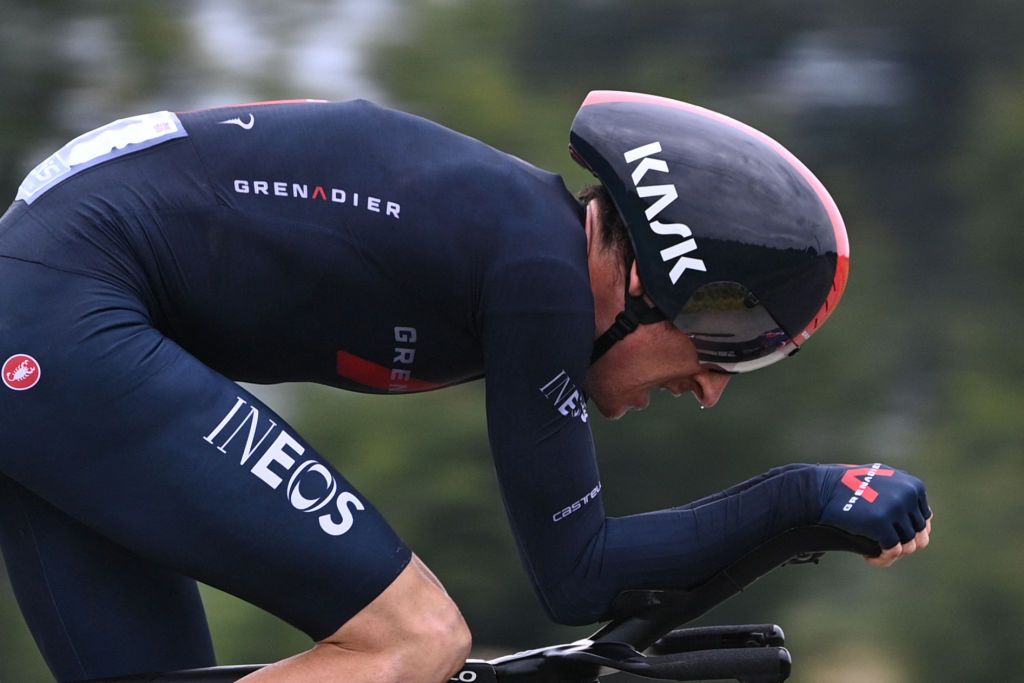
[481,258,931,625]
[481,259,822,625]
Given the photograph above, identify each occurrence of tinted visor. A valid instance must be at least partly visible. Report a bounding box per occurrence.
[673,282,798,374]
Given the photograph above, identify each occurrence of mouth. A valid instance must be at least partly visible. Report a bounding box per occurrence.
[614,396,650,419]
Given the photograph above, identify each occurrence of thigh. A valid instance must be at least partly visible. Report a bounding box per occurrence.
[0,258,411,665]
[0,474,215,682]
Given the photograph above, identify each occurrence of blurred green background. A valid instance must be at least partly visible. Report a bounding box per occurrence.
[1,1,1022,681]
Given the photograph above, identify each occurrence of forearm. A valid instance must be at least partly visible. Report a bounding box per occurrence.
[537,464,822,625]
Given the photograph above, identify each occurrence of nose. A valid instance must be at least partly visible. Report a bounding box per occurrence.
[693,370,732,409]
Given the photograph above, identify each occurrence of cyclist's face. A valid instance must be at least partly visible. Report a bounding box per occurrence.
[586,321,732,420]
[583,199,731,419]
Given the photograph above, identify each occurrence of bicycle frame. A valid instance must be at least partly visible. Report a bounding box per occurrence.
[97,526,878,683]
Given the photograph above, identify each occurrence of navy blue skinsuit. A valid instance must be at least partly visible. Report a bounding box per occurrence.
[0,101,825,681]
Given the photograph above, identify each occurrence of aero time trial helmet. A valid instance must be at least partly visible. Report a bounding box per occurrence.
[570,90,850,373]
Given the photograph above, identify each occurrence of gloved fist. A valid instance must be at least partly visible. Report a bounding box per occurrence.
[818,463,932,567]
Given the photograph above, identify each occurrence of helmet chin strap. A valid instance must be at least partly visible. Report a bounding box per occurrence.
[590,255,666,365]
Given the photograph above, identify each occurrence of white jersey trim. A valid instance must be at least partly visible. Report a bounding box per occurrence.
[15,111,187,205]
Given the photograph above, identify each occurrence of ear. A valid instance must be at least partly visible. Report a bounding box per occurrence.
[628,258,644,297]
[583,200,597,256]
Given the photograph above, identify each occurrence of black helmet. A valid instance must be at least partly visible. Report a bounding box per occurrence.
[570,91,849,372]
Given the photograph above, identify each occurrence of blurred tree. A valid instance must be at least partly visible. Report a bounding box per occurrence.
[1,1,1022,681]
[0,2,206,194]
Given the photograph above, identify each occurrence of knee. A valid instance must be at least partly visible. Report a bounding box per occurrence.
[325,555,472,680]
[442,601,473,664]
[405,555,471,653]
[411,593,472,672]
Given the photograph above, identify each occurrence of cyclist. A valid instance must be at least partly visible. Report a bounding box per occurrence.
[0,91,931,683]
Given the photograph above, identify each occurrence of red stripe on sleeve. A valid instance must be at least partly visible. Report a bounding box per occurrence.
[336,351,443,393]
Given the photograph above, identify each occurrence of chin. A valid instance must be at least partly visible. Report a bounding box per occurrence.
[593,400,627,421]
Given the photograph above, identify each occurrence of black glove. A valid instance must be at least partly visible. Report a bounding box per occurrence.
[817,463,931,549]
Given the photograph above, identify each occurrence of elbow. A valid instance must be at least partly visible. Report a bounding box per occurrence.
[533,575,613,626]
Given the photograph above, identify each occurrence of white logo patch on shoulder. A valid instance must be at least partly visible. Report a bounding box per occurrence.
[15,111,187,205]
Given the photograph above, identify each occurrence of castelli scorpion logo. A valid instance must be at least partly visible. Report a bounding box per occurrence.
[3,354,41,391]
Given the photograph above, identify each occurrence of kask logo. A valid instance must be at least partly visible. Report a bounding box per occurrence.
[3,354,41,391]
[623,141,707,284]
